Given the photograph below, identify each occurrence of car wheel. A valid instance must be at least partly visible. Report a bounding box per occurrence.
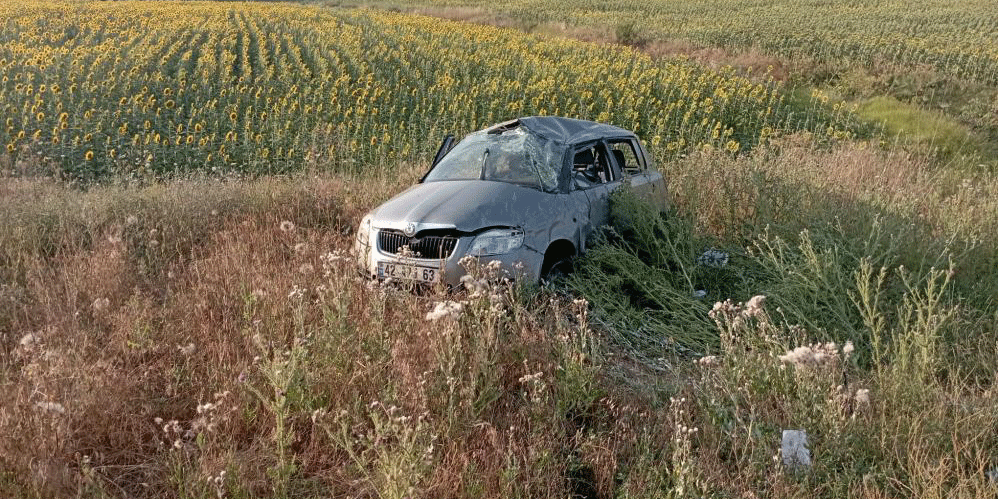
[541,255,574,285]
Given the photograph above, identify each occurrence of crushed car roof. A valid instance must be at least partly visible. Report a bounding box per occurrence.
[487,116,635,145]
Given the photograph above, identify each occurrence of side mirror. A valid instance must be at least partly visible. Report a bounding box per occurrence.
[421,134,454,182]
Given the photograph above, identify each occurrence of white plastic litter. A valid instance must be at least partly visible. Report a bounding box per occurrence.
[987,468,998,483]
[697,249,729,267]
[781,429,812,470]
[693,289,707,299]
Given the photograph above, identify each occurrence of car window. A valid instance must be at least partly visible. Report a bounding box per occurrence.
[424,127,561,193]
[427,135,485,180]
[609,139,643,174]
[572,142,614,189]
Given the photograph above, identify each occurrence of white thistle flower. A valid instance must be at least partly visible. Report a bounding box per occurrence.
[425,300,465,321]
[745,295,766,310]
[743,295,767,317]
[288,285,305,300]
[697,355,719,366]
[459,275,488,298]
[35,401,66,415]
[19,333,39,348]
[855,388,870,405]
[92,297,110,312]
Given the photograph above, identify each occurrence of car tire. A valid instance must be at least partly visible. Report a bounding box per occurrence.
[541,256,574,285]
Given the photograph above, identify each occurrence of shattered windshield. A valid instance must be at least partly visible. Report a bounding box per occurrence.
[424,126,562,192]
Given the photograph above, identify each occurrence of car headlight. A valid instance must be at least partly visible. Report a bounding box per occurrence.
[469,228,523,256]
[355,213,373,264]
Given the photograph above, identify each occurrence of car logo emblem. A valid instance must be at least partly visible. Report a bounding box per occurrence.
[403,223,417,237]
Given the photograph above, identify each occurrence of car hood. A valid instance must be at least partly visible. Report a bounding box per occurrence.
[371,180,555,233]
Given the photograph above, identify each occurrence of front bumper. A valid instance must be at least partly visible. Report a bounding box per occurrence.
[359,230,543,288]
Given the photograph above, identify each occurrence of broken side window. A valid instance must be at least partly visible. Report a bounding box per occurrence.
[608,139,643,174]
[572,142,614,188]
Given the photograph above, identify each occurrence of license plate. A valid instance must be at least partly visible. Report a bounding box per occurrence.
[378,262,439,283]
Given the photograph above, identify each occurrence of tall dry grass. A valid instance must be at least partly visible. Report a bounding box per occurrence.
[3,138,998,498]
[572,137,998,496]
[0,168,672,498]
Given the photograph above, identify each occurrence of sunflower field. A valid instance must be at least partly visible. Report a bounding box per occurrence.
[394,0,998,86]
[0,1,862,182]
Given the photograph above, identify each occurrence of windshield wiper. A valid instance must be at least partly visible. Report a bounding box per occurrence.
[480,148,490,180]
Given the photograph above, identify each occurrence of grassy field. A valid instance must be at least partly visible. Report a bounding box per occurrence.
[2,1,998,498]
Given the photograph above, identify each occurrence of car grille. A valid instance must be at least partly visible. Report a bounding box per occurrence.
[378,229,459,259]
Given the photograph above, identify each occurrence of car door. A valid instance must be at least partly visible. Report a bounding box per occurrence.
[608,137,667,211]
[571,141,620,238]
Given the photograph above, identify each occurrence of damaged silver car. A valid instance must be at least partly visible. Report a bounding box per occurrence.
[355,116,667,287]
